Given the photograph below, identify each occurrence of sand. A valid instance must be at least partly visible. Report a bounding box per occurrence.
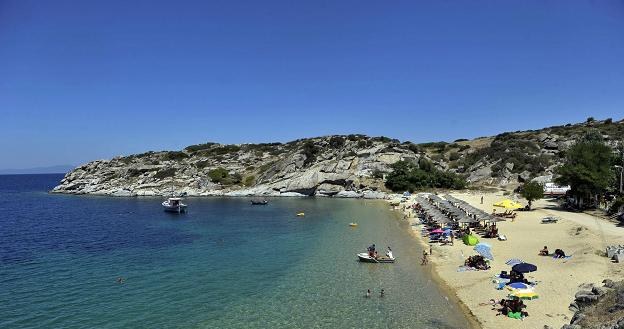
[401,191,624,329]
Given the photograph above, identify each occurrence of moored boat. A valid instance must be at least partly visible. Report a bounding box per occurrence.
[162,197,187,213]
[357,252,395,263]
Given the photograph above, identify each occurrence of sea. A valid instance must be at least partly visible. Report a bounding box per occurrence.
[0,174,470,329]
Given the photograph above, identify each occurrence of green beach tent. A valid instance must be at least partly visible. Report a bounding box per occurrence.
[463,234,479,246]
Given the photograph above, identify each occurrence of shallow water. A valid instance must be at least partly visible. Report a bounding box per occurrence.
[0,174,469,328]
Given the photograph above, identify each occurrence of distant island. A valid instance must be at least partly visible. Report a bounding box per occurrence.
[0,165,75,175]
[52,118,623,197]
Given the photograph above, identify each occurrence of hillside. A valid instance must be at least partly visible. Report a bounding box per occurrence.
[52,118,624,197]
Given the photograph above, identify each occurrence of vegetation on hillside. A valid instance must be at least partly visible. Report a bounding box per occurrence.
[385,159,466,192]
[555,131,614,207]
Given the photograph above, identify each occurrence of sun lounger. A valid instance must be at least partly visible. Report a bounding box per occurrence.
[541,216,559,224]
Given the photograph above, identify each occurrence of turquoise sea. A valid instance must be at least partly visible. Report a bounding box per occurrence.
[0,174,469,328]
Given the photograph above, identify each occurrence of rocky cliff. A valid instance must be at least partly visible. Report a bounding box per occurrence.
[52,118,624,197]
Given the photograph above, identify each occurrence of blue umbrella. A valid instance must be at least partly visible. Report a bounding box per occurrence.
[474,243,494,260]
[512,263,537,273]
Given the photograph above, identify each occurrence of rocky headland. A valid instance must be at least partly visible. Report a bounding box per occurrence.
[52,118,623,197]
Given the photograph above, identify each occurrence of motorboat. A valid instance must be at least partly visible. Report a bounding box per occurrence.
[162,197,187,213]
[251,199,268,205]
[349,223,358,227]
[357,252,395,263]
[297,212,305,217]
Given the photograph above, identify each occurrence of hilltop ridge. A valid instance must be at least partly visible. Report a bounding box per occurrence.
[52,118,624,197]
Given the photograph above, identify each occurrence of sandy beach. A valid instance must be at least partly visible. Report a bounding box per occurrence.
[400,191,624,329]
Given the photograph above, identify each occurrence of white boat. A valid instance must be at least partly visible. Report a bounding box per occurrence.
[357,252,395,263]
[162,197,187,213]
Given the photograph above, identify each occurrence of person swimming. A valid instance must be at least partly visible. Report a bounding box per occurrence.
[116,277,124,284]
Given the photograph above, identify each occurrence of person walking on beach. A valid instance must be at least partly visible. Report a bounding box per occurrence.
[421,251,428,265]
[481,196,484,204]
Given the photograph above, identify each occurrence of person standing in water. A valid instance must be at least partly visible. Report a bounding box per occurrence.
[366,289,371,298]
[380,289,385,298]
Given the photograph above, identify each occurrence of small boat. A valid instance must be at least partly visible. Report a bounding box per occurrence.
[349,223,358,227]
[162,197,187,213]
[251,199,268,205]
[297,212,305,217]
[357,252,395,263]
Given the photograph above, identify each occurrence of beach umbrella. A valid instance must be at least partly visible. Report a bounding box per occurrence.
[510,291,539,300]
[505,258,524,266]
[474,243,494,260]
[430,228,444,234]
[512,263,537,273]
[493,199,523,210]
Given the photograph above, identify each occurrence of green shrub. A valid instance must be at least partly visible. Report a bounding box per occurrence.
[195,145,241,157]
[329,136,346,148]
[357,140,371,148]
[154,168,176,179]
[184,142,217,153]
[372,169,386,179]
[605,118,613,124]
[165,151,189,161]
[449,152,460,161]
[195,160,210,169]
[407,143,422,153]
[208,167,229,182]
[385,160,466,192]
[347,134,366,141]
[587,117,595,123]
[243,175,256,187]
[454,138,469,142]
[302,141,320,166]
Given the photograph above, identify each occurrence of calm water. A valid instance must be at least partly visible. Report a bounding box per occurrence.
[0,174,469,329]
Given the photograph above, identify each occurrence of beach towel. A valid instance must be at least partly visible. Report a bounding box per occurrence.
[505,258,524,266]
[507,312,522,319]
[457,266,477,272]
[552,255,573,260]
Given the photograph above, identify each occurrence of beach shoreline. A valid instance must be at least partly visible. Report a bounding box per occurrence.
[385,204,482,329]
[393,191,624,329]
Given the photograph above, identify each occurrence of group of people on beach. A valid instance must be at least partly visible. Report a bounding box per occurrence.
[538,246,566,258]
[493,298,529,319]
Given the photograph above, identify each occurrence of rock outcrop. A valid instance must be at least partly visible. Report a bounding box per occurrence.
[561,280,624,329]
[52,136,414,197]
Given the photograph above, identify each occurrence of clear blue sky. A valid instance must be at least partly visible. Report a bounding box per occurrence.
[1,0,623,169]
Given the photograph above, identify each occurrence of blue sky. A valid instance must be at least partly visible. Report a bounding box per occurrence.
[1,0,623,169]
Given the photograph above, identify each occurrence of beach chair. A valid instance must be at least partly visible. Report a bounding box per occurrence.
[541,216,559,224]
